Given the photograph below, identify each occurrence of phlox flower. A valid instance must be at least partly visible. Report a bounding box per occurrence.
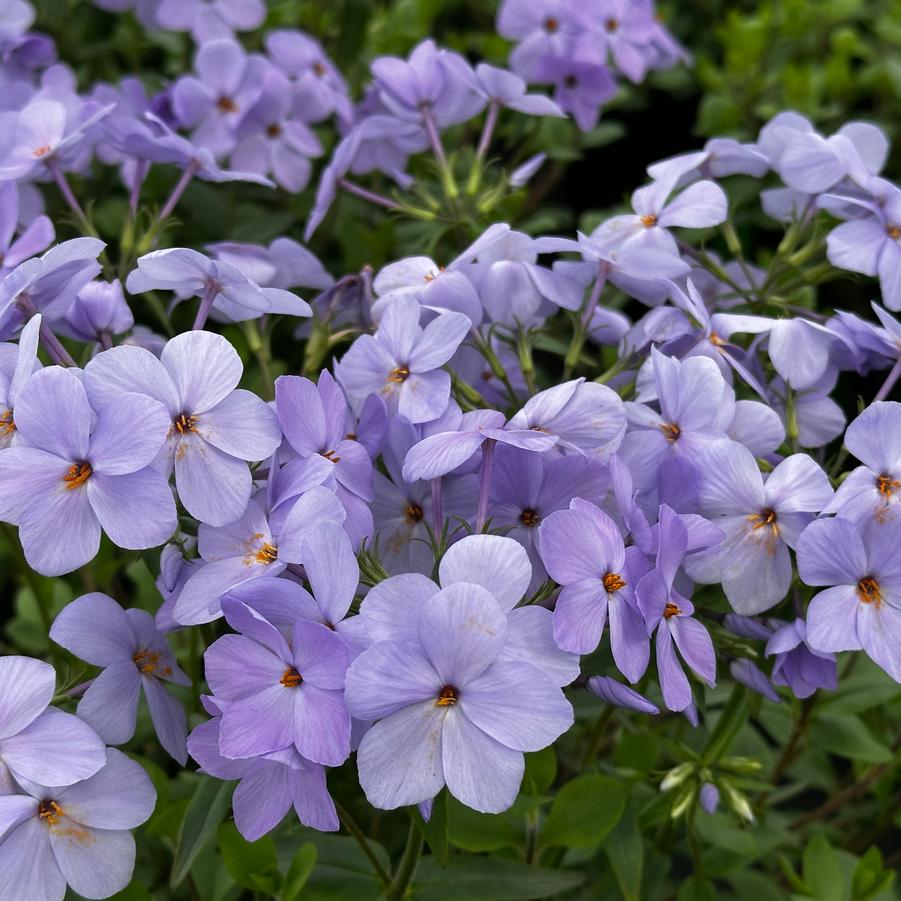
[50,592,190,764]
[156,0,266,41]
[84,329,282,526]
[0,181,54,279]
[765,618,837,699]
[636,504,717,712]
[0,655,105,789]
[0,366,176,576]
[684,439,833,614]
[539,498,650,681]
[798,516,901,682]
[0,313,40,449]
[346,576,573,813]
[586,676,659,715]
[64,279,134,345]
[0,749,156,901]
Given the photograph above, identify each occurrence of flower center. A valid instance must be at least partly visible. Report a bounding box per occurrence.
[313,60,327,76]
[544,16,559,32]
[640,214,658,227]
[563,74,578,89]
[266,122,282,138]
[520,508,540,527]
[886,225,901,240]
[404,503,423,524]
[133,648,171,677]
[280,667,303,687]
[602,571,626,593]
[256,542,278,564]
[749,508,779,536]
[174,412,198,434]
[63,461,92,490]
[663,602,681,619]
[217,95,238,113]
[0,409,14,435]
[856,576,883,605]
[605,17,619,31]
[877,473,900,497]
[38,800,63,826]
[321,448,341,463]
[388,366,410,383]
[32,144,51,158]
[435,685,458,707]
[660,422,681,443]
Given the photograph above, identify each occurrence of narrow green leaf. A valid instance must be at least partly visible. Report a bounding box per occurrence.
[170,778,233,888]
[412,857,583,900]
[281,843,317,901]
[542,775,627,849]
[522,747,557,795]
[702,686,749,764]
[604,799,643,901]
[802,835,844,901]
[218,820,278,892]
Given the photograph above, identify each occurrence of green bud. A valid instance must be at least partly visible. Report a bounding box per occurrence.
[719,756,763,776]
[660,762,694,792]
[721,780,755,822]
[670,784,696,819]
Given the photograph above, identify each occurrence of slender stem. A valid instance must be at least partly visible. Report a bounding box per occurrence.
[192,282,221,331]
[475,100,499,164]
[565,263,606,379]
[470,329,518,408]
[46,157,93,234]
[516,326,537,395]
[580,705,616,769]
[874,356,901,403]
[430,478,443,541]
[338,178,403,211]
[420,103,449,172]
[766,698,814,789]
[387,818,423,900]
[157,159,200,226]
[17,298,77,366]
[128,160,150,217]
[475,438,496,532]
[334,801,392,889]
[98,331,113,351]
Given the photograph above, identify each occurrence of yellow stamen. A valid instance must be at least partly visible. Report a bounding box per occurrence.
[640,214,657,227]
[256,542,278,564]
[63,461,92,489]
[404,503,423,524]
[886,225,901,240]
[388,366,410,383]
[38,800,64,826]
[174,413,198,434]
[663,602,681,619]
[0,409,14,435]
[603,571,626,593]
[133,649,172,678]
[857,576,883,606]
[435,685,458,707]
[748,508,779,536]
[660,422,681,443]
[280,667,303,687]
[33,145,51,158]
[321,448,341,464]
[877,474,900,497]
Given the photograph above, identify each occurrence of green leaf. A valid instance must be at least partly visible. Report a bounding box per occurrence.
[412,857,583,900]
[522,747,557,795]
[678,876,717,901]
[604,799,643,901]
[412,791,450,866]
[218,821,278,892]
[542,774,627,849]
[811,713,893,763]
[170,778,233,888]
[447,796,522,852]
[282,843,317,901]
[852,846,895,901]
[802,835,844,901]
[702,686,749,764]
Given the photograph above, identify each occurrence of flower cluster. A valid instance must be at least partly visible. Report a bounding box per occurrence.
[0,0,900,897]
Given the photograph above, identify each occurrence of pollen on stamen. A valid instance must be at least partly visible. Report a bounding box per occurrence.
[663,602,681,619]
[544,16,559,32]
[602,571,626,593]
[857,576,883,606]
[660,422,681,443]
[886,225,901,240]
[640,214,658,227]
[749,508,779,536]
[32,145,51,158]
[63,461,92,489]
[435,685,458,707]
[280,667,303,687]
[174,412,198,434]
[605,17,619,31]
[266,123,282,138]
[217,95,238,113]
[388,366,410,383]
[876,473,900,497]
[133,649,162,675]
[321,448,342,464]
[0,409,15,435]
[405,503,423,524]
[256,542,278,564]
[38,799,63,826]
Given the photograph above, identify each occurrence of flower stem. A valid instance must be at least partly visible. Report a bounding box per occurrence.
[334,801,392,890]
[46,157,94,235]
[475,438,496,532]
[192,282,220,331]
[338,178,403,211]
[388,818,423,900]
[157,159,200,227]
[430,478,443,541]
[875,356,901,403]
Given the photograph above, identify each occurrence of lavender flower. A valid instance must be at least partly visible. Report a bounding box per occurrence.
[345,580,573,813]
[0,313,40,448]
[587,676,659,715]
[84,330,282,526]
[336,296,470,423]
[0,366,176,576]
[0,749,155,901]
[0,181,54,278]
[50,592,190,764]
[156,0,266,42]
[684,439,833,614]
[64,279,134,345]
[766,618,837,699]
[0,655,105,788]
[797,516,901,682]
